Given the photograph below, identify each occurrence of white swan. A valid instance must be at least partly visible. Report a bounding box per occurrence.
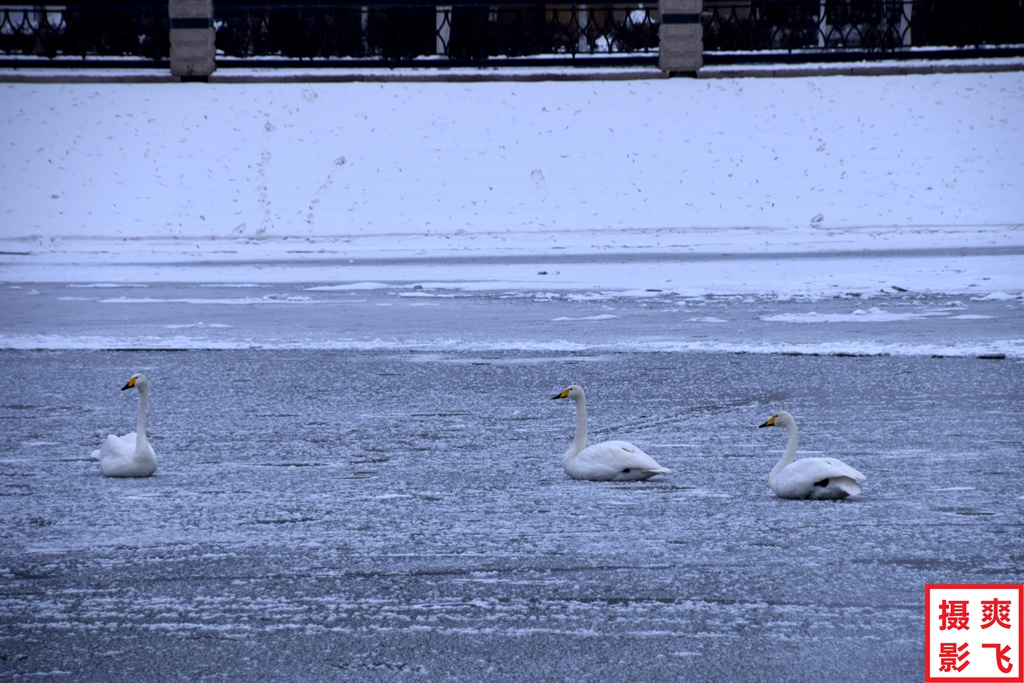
[551,384,670,481]
[90,373,158,478]
[758,410,864,500]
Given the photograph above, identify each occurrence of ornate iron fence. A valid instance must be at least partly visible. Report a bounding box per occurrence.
[0,3,169,60]
[0,1,659,66]
[214,2,660,64]
[1,1,1022,67]
[703,0,1024,55]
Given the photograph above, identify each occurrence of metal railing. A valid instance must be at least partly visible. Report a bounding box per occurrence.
[0,1,659,66]
[213,2,659,62]
[703,0,1024,56]
[214,2,659,65]
[0,3,169,61]
[1,1,1022,67]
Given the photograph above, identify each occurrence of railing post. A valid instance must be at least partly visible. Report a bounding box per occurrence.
[901,0,913,47]
[436,6,451,55]
[577,6,589,53]
[169,0,216,81]
[817,0,828,48]
[658,0,702,75]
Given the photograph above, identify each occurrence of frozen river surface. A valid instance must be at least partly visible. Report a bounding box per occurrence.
[1,284,1022,682]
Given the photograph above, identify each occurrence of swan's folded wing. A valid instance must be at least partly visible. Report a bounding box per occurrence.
[572,441,669,479]
[817,457,866,482]
[776,457,865,495]
[604,441,670,471]
[96,432,137,462]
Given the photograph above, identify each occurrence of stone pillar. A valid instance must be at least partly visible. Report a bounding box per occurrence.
[659,0,702,75]
[169,0,215,80]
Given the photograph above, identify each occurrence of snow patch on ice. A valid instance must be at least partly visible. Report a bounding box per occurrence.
[763,307,944,323]
[971,291,1021,302]
[2,333,1020,358]
[306,282,392,291]
[67,283,148,289]
[99,295,319,305]
[198,284,269,289]
[551,314,619,322]
[164,322,233,329]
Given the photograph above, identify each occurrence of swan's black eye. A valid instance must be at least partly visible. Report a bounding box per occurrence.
[622,468,631,474]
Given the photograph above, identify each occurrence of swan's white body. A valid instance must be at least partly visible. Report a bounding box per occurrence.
[90,373,157,478]
[759,411,864,500]
[552,385,669,481]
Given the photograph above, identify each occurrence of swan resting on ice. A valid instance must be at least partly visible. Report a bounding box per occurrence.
[551,384,670,481]
[90,373,158,478]
[759,411,864,500]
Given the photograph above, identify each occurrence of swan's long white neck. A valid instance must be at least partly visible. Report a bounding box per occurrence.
[769,420,798,483]
[135,382,149,453]
[563,395,588,467]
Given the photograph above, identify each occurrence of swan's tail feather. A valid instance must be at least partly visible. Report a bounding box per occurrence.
[616,466,670,481]
[90,448,101,460]
[836,477,861,497]
[811,479,860,499]
[636,464,671,476]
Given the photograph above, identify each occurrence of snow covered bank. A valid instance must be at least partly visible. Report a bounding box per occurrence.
[2,231,1022,298]
[1,72,1022,295]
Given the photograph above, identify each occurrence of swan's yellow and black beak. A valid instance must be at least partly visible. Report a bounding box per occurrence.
[758,415,776,428]
[122,376,137,391]
[551,388,570,400]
